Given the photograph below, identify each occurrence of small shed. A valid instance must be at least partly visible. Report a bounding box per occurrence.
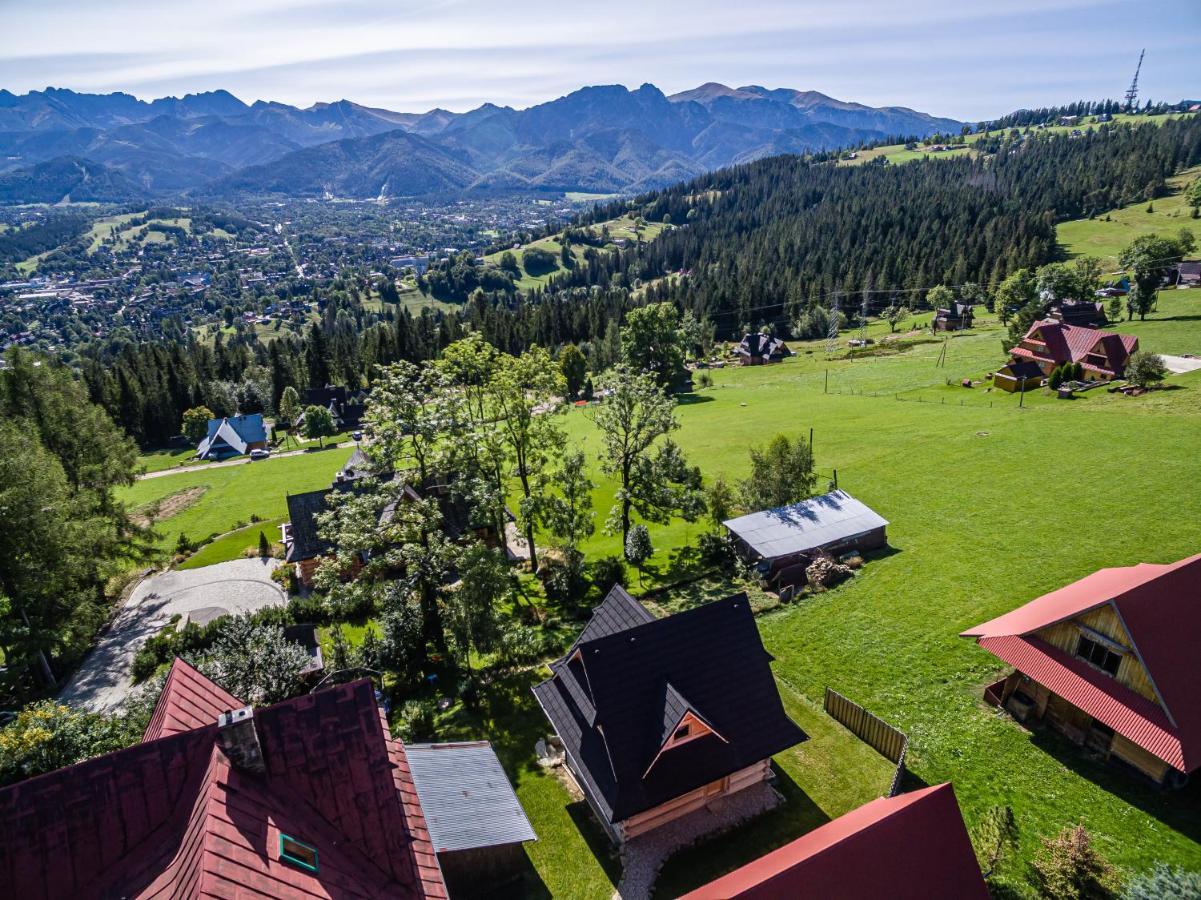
[993,360,1044,393]
[406,741,537,889]
[723,489,888,586]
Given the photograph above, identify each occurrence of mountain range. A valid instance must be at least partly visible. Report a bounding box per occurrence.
[0,83,963,202]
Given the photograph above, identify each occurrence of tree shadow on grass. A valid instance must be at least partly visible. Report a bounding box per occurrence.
[655,764,830,897]
[1026,723,1201,845]
[676,393,716,405]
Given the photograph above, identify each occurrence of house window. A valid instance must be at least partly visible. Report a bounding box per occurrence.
[1075,635,1122,677]
[673,723,691,741]
[280,834,319,873]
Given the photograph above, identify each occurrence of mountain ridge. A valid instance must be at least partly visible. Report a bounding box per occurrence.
[0,83,965,201]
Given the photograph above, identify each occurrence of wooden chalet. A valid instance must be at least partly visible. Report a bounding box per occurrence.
[1048,299,1107,327]
[294,384,368,431]
[282,449,509,587]
[194,413,267,460]
[0,658,449,898]
[932,303,974,332]
[734,332,793,365]
[682,783,987,899]
[962,553,1201,786]
[1010,319,1137,382]
[723,489,888,590]
[533,587,806,844]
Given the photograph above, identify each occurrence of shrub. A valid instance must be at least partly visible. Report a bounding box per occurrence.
[500,623,562,665]
[272,564,299,595]
[1031,824,1120,900]
[590,556,626,594]
[540,549,588,604]
[1125,351,1168,389]
[1048,365,1064,389]
[697,530,734,565]
[1122,862,1201,900]
[394,698,439,743]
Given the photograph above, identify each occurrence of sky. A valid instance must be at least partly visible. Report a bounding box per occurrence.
[0,0,1197,120]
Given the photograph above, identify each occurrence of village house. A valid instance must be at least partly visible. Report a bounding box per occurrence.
[723,489,889,591]
[681,783,987,899]
[294,383,368,431]
[533,587,806,844]
[734,332,793,365]
[932,302,974,332]
[1047,298,1107,327]
[282,448,509,587]
[1176,261,1201,288]
[1009,319,1137,382]
[0,658,452,898]
[961,552,1201,786]
[194,412,268,460]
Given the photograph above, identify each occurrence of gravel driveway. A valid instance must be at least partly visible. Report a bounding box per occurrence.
[59,558,287,713]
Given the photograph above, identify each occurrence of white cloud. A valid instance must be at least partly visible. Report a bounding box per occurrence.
[0,0,1196,118]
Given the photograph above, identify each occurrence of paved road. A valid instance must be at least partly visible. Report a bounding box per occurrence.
[59,558,287,713]
[138,441,351,480]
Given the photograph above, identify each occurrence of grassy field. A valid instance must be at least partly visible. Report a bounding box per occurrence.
[844,112,1195,168]
[482,214,670,291]
[123,292,1201,893]
[120,445,352,553]
[1058,164,1201,265]
[504,293,1201,894]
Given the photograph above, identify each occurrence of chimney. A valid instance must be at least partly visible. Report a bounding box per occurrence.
[217,706,265,773]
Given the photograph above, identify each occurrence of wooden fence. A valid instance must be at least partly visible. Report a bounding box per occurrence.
[824,687,909,797]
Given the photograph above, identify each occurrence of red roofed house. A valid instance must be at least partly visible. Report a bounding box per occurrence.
[0,658,449,899]
[1010,318,1138,382]
[681,783,987,899]
[962,553,1201,786]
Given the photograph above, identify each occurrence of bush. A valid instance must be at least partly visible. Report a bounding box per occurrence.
[500,624,562,665]
[1125,351,1168,389]
[697,530,734,565]
[590,556,626,594]
[394,698,439,743]
[1122,863,1201,900]
[540,549,588,603]
[1031,824,1120,900]
[271,564,298,594]
[1048,365,1064,389]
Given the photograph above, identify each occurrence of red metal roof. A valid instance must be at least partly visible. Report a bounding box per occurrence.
[142,657,241,741]
[681,783,987,899]
[0,661,448,899]
[1013,319,1136,373]
[980,635,1187,770]
[963,553,1201,773]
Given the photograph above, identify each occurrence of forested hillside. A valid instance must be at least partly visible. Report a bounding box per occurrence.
[76,116,1201,448]
[564,117,1201,328]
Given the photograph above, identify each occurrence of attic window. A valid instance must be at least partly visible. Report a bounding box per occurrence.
[673,724,691,741]
[280,834,319,873]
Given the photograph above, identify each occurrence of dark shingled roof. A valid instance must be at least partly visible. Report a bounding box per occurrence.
[534,590,806,823]
[284,486,342,563]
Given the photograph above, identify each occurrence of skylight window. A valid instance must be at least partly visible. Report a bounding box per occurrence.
[280,834,319,873]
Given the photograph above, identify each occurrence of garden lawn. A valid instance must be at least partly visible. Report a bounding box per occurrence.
[119,446,352,553]
[517,293,1201,894]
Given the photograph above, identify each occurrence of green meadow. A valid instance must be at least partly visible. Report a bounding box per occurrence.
[125,292,1201,895]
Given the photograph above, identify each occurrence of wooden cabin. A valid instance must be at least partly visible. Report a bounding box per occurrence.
[533,587,806,844]
[1010,319,1137,382]
[962,553,1201,786]
[933,303,974,332]
[681,783,987,900]
[992,360,1044,393]
[734,332,793,365]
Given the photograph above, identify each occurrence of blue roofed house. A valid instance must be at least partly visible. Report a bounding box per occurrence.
[195,414,268,460]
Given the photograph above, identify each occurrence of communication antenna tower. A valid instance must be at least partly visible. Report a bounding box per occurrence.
[1124,49,1145,112]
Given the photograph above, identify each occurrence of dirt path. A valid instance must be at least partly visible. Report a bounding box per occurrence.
[131,486,207,526]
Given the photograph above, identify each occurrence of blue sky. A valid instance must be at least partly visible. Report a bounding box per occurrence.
[0,0,1196,119]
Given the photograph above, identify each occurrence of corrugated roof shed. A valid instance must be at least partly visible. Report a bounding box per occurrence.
[406,742,536,854]
[723,490,888,562]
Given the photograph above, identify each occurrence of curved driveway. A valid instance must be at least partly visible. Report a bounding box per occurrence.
[59,558,287,713]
